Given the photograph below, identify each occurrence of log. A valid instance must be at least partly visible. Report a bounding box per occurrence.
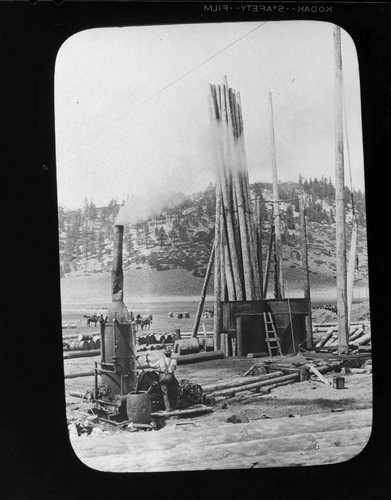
[208,373,299,397]
[299,196,312,347]
[356,332,371,346]
[349,327,365,342]
[63,349,101,359]
[209,84,243,300]
[255,195,264,299]
[67,392,88,399]
[64,371,95,379]
[312,322,370,328]
[151,405,214,418]
[268,91,284,298]
[315,326,336,347]
[172,350,224,365]
[267,365,310,381]
[247,352,269,358]
[192,243,215,338]
[214,186,222,349]
[313,362,341,374]
[202,371,284,393]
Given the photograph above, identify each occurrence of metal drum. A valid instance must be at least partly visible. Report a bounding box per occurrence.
[174,338,199,355]
[333,376,345,389]
[199,338,214,351]
[126,391,151,424]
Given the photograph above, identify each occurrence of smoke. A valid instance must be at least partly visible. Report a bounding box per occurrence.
[115,190,187,226]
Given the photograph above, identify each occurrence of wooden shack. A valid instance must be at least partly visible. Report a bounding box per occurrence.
[221,298,311,356]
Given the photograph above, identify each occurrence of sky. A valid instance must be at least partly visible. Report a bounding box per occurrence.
[54,21,364,210]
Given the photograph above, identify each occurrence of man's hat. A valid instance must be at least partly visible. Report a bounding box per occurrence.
[163,347,172,356]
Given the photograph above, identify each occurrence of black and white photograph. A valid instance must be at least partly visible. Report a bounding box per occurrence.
[55,20,372,472]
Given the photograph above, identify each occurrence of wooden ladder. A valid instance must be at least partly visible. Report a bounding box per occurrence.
[263,312,282,357]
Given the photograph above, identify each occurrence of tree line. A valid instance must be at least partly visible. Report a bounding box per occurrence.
[58,177,366,276]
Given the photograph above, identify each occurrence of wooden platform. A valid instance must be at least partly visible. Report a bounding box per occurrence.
[70,408,372,472]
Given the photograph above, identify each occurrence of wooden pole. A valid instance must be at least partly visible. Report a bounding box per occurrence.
[229,90,254,301]
[192,242,215,338]
[222,212,236,300]
[299,196,313,348]
[209,85,244,301]
[236,92,261,300]
[214,186,222,349]
[263,223,275,298]
[333,25,349,354]
[347,216,358,329]
[268,91,284,299]
[256,195,264,299]
[236,316,244,357]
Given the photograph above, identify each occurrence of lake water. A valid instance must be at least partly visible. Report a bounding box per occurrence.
[61,282,370,334]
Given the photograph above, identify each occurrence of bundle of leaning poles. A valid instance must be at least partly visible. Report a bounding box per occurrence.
[208,77,263,350]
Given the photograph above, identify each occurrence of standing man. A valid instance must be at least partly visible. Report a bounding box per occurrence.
[146,347,179,411]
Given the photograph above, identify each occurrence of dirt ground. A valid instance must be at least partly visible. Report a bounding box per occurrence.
[65,301,372,436]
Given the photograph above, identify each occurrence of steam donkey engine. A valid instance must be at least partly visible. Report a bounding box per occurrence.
[87,225,202,421]
[87,225,139,419]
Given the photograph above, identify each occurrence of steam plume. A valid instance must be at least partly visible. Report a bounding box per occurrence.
[115,190,186,226]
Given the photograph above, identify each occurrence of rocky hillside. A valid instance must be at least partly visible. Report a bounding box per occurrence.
[58,177,368,290]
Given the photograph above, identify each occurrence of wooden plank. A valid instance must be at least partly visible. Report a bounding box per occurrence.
[73,421,371,472]
[309,365,331,385]
[71,409,372,457]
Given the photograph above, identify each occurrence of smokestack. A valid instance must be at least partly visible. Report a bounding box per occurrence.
[106,225,130,323]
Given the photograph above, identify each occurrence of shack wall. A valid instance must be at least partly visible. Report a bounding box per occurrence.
[221,298,310,355]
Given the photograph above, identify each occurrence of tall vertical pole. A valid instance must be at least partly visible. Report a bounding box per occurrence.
[334,25,349,354]
[268,91,284,299]
[256,195,264,299]
[213,184,222,349]
[347,216,358,330]
[299,196,313,348]
[192,242,215,338]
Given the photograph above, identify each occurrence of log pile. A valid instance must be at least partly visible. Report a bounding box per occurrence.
[209,78,262,350]
[313,322,371,351]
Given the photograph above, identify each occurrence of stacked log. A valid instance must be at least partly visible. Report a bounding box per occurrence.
[209,78,262,351]
[312,322,371,349]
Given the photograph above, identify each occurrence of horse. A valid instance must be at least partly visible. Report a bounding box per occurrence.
[140,314,153,330]
[84,314,99,327]
[134,314,153,331]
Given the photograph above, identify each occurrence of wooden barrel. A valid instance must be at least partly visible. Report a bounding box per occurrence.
[126,391,151,424]
[174,338,199,355]
[165,334,173,344]
[93,336,101,349]
[70,340,88,350]
[78,333,93,341]
[149,334,157,344]
[201,338,214,351]
[88,339,96,350]
[155,334,165,344]
[68,340,77,350]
